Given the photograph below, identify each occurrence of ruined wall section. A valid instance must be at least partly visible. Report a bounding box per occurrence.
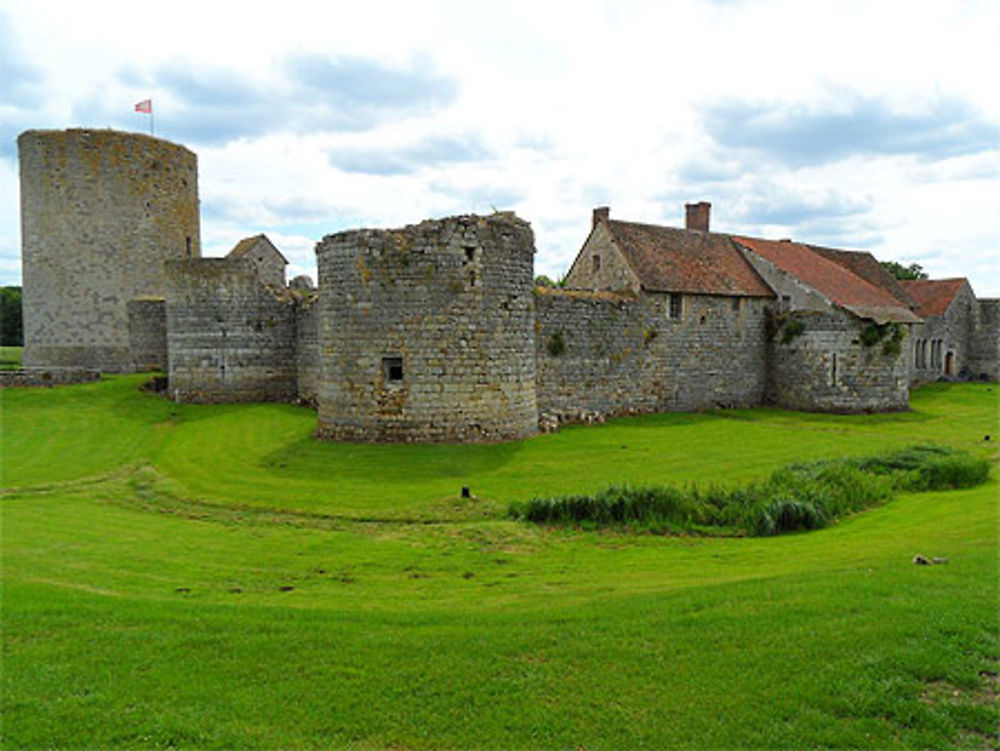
[294,292,320,405]
[968,299,1000,381]
[19,129,200,372]
[768,309,910,412]
[127,298,167,371]
[165,259,296,403]
[316,214,537,443]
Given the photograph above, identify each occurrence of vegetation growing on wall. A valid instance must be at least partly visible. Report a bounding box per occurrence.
[546,330,566,356]
[765,310,806,345]
[861,321,905,357]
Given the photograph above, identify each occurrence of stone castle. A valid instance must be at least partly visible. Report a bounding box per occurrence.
[15,129,1000,442]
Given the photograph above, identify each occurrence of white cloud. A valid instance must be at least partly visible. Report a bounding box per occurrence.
[1,0,998,295]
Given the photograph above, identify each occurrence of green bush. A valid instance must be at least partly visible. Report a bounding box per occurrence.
[510,444,990,537]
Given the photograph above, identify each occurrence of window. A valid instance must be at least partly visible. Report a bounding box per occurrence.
[781,295,791,311]
[382,356,404,383]
[731,297,741,312]
[186,236,192,257]
[831,352,838,386]
[668,293,682,320]
[592,254,601,273]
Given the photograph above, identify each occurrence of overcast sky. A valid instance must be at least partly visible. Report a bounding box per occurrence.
[2,0,998,295]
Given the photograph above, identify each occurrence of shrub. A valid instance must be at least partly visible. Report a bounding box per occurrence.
[781,319,805,345]
[546,331,566,356]
[751,499,826,536]
[511,444,990,537]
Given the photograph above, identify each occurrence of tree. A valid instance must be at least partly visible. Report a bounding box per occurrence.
[881,261,928,281]
[1,286,23,346]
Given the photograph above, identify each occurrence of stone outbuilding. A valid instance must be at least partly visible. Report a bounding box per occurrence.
[227,234,288,288]
[903,279,1000,383]
[735,235,920,412]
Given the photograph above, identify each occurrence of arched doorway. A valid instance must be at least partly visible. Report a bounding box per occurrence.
[945,351,954,376]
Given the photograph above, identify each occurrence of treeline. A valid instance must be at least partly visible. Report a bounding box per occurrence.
[2,286,23,346]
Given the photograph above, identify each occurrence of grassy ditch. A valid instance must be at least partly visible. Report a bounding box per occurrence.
[510,444,990,535]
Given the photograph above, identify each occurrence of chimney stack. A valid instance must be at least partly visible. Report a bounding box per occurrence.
[685,201,711,232]
[592,206,610,229]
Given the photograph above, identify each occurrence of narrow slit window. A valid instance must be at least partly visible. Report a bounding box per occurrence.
[669,293,682,320]
[592,254,601,272]
[383,356,404,383]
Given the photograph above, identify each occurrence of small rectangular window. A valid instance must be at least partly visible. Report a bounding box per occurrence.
[731,297,741,312]
[382,356,404,383]
[669,293,682,320]
[592,254,601,272]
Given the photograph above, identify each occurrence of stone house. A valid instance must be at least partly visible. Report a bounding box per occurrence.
[902,278,999,383]
[227,234,288,288]
[560,203,921,414]
[733,234,920,412]
[551,205,774,415]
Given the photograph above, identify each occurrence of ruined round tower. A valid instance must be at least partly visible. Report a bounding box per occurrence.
[18,129,200,372]
[315,213,538,442]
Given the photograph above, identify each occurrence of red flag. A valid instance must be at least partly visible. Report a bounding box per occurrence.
[134,99,152,114]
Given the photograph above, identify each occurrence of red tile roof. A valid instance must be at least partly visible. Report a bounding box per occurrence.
[605,220,774,297]
[806,244,917,308]
[734,236,921,323]
[900,278,968,317]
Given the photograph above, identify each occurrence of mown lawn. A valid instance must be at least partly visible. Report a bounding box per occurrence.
[1,377,998,749]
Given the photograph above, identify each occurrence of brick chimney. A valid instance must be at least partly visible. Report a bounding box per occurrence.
[685,202,711,232]
[592,206,610,229]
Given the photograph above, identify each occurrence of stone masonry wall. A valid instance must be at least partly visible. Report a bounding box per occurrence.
[768,309,910,412]
[534,289,646,416]
[19,129,200,372]
[908,282,975,384]
[295,294,320,405]
[639,293,770,411]
[535,289,769,416]
[315,213,537,443]
[165,259,296,403]
[563,222,642,293]
[968,299,1000,381]
[0,368,100,388]
[127,298,167,371]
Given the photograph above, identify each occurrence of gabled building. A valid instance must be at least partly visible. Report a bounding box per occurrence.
[902,278,1000,383]
[227,234,288,288]
[558,203,932,413]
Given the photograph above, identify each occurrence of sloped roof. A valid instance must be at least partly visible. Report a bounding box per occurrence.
[900,278,969,317]
[806,244,917,308]
[227,233,288,264]
[605,220,774,297]
[735,236,921,323]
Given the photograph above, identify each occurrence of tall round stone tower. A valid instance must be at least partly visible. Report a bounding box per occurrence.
[18,128,200,372]
[315,213,538,443]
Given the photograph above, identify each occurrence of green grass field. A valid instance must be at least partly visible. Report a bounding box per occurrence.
[0,345,21,370]
[2,374,998,749]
